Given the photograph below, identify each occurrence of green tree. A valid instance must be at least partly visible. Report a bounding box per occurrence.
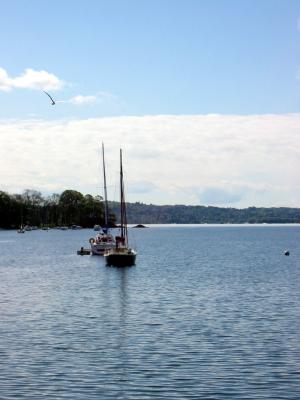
[59,190,84,225]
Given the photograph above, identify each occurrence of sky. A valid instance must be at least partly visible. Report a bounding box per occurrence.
[0,0,300,207]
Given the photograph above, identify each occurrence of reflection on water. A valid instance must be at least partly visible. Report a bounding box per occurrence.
[0,226,300,399]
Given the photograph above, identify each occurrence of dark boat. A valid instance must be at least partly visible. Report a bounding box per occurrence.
[104,149,137,267]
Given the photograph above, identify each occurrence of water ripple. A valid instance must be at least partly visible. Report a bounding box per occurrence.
[0,226,300,399]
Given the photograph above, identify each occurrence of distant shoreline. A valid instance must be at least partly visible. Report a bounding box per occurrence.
[1,189,300,228]
[128,223,300,227]
[2,222,300,232]
[108,201,300,225]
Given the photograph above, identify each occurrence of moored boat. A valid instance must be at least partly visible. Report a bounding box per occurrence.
[90,229,115,255]
[105,247,136,266]
[104,149,137,267]
[17,225,25,233]
[90,142,115,255]
[18,205,25,233]
[71,225,82,230]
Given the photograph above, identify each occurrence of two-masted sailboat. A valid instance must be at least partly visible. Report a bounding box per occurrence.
[89,143,115,255]
[104,149,137,266]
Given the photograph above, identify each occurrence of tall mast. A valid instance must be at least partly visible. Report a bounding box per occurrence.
[120,149,128,246]
[102,142,109,229]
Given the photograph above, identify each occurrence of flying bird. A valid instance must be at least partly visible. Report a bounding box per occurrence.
[43,90,55,105]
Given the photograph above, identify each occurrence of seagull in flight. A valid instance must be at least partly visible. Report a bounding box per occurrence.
[43,90,56,105]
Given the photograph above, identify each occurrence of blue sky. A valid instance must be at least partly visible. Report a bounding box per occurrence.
[0,0,299,119]
[0,1,300,207]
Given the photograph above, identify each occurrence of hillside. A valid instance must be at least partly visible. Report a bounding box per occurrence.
[108,201,300,224]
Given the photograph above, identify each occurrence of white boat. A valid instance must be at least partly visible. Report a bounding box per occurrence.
[93,224,101,231]
[104,149,137,267]
[17,207,25,233]
[71,225,82,230]
[90,229,115,255]
[90,143,115,256]
[17,225,25,233]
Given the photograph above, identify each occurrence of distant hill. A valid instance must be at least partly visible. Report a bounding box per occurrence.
[108,201,300,224]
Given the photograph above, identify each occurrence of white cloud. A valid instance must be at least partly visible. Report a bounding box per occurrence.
[0,68,11,91]
[0,114,300,207]
[69,95,97,105]
[0,67,64,91]
[56,92,116,106]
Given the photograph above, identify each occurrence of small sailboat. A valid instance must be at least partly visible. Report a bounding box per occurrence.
[17,225,25,233]
[17,206,25,233]
[90,143,115,255]
[104,149,137,267]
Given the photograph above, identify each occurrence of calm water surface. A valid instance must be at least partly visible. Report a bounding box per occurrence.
[0,226,300,399]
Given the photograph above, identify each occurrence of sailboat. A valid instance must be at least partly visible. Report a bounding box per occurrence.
[89,143,115,255]
[17,225,25,233]
[17,204,25,233]
[104,149,137,266]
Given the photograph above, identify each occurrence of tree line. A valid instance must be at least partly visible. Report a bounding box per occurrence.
[1,190,300,229]
[108,201,300,224]
[0,189,116,229]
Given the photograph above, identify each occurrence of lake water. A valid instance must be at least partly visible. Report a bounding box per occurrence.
[0,225,300,399]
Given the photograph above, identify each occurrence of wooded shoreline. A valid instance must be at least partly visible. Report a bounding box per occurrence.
[0,189,115,229]
[1,189,300,228]
[108,201,300,225]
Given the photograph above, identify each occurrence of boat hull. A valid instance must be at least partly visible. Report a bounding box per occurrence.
[104,252,136,266]
[91,242,114,256]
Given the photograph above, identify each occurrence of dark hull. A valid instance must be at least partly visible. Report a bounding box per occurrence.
[105,253,136,267]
